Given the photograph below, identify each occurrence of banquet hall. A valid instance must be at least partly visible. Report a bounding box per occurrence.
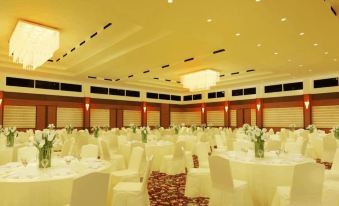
[0,0,339,205]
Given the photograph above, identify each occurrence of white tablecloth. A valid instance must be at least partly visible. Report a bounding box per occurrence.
[0,157,110,206]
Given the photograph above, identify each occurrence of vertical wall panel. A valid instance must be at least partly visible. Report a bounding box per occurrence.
[147,111,160,126]
[263,107,303,128]
[207,110,224,126]
[312,105,339,128]
[170,112,201,126]
[3,105,36,128]
[230,110,237,127]
[90,109,110,127]
[123,110,141,126]
[251,109,256,126]
[57,107,83,128]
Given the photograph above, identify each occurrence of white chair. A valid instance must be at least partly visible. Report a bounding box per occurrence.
[61,138,75,157]
[271,162,325,206]
[196,142,210,168]
[17,146,38,162]
[100,140,126,171]
[80,144,98,159]
[322,134,337,163]
[110,146,145,186]
[160,141,186,175]
[185,167,211,198]
[208,155,253,206]
[325,148,339,180]
[68,172,110,206]
[111,157,153,206]
[214,134,227,152]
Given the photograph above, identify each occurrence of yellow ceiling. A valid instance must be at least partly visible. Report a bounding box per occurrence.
[0,0,339,92]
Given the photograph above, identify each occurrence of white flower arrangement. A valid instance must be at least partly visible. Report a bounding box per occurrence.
[141,127,148,143]
[4,127,18,147]
[65,124,73,134]
[289,124,296,131]
[48,124,55,130]
[91,126,100,138]
[248,126,268,143]
[306,124,316,133]
[33,129,56,149]
[129,124,137,133]
[332,126,339,139]
[242,123,251,135]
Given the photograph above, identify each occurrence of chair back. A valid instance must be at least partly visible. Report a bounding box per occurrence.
[173,141,185,159]
[70,172,110,206]
[215,134,225,148]
[141,156,154,191]
[266,139,281,151]
[100,140,111,161]
[290,162,324,205]
[17,146,38,161]
[80,144,98,159]
[208,155,234,192]
[196,142,209,165]
[128,146,145,172]
[117,135,128,146]
[323,134,337,151]
[331,148,339,171]
[61,138,74,157]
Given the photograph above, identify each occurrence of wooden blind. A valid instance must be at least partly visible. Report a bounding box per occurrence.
[170,112,201,126]
[123,110,141,126]
[147,111,160,126]
[57,107,83,128]
[312,105,339,128]
[251,109,256,126]
[90,109,110,127]
[230,110,237,127]
[263,107,303,128]
[3,105,36,128]
[207,110,224,126]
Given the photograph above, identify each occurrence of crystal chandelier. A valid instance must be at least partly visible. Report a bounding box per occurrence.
[9,20,60,70]
[181,69,220,92]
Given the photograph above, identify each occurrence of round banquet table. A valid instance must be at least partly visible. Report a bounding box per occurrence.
[220,151,315,206]
[0,157,110,206]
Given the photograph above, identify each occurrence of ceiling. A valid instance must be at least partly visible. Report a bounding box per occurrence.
[0,0,339,92]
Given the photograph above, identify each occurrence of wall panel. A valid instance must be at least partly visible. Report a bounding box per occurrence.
[123,110,141,126]
[147,111,160,126]
[263,107,303,128]
[312,105,339,128]
[170,112,201,126]
[207,110,224,126]
[57,107,83,128]
[230,110,237,127]
[251,109,256,126]
[90,109,110,127]
[3,105,36,128]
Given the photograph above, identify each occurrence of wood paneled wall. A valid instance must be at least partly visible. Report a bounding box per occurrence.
[0,91,338,130]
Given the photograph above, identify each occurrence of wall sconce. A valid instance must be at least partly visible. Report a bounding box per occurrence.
[201,107,205,113]
[224,105,228,112]
[143,106,147,113]
[85,103,90,111]
[0,98,2,106]
[304,100,310,109]
[256,103,261,111]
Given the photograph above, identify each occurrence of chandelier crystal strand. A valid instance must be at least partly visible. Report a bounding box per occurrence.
[9,20,59,70]
[181,70,220,92]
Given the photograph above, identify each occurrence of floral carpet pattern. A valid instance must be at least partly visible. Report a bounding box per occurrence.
[147,156,331,206]
[148,155,209,206]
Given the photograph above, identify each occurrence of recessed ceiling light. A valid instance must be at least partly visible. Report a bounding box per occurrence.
[324,51,329,55]
[207,18,212,23]
[299,32,305,36]
[298,64,303,67]
[235,33,241,36]
[257,43,262,47]
[288,59,292,62]
[255,0,261,2]
[281,17,287,22]
[274,52,278,55]
[313,43,318,46]
[168,0,173,3]
[334,58,337,62]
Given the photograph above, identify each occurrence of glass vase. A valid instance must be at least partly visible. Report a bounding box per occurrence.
[39,147,52,168]
[6,134,14,147]
[142,134,147,143]
[255,141,265,158]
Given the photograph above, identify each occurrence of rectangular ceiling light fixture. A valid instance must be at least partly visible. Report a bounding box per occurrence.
[181,69,220,92]
[9,20,60,70]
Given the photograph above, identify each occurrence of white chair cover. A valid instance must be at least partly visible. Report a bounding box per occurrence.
[160,141,186,175]
[61,139,74,157]
[322,134,337,163]
[17,146,38,162]
[80,144,98,159]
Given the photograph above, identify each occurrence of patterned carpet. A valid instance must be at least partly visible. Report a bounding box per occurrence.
[147,156,332,206]
[148,155,209,206]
